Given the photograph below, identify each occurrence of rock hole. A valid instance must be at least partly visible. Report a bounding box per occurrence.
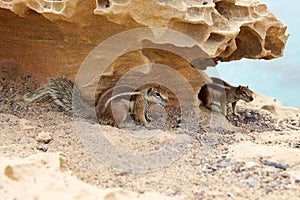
[225,26,262,61]
[207,32,225,43]
[97,0,110,9]
[4,165,19,181]
[265,26,285,56]
[205,33,225,55]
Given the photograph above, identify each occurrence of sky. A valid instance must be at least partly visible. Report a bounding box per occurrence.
[210,0,300,108]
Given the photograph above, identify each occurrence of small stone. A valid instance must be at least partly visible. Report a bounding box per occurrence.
[217,159,231,168]
[137,189,145,194]
[36,131,53,143]
[166,189,177,196]
[245,111,252,117]
[294,142,300,149]
[1,117,10,122]
[211,164,219,171]
[233,161,244,173]
[262,160,288,170]
[279,173,290,179]
[196,170,202,175]
[240,179,257,187]
[115,171,130,176]
[36,146,48,152]
[83,163,90,169]
[243,172,250,179]
[64,129,72,134]
[244,161,260,170]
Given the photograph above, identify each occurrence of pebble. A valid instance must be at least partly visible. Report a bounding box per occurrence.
[244,161,260,170]
[137,189,145,194]
[240,179,257,187]
[166,189,177,196]
[83,163,90,169]
[64,129,72,134]
[243,172,250,179]
[216,159,231,168]
[185,143,193,148]
[36,146,48,152]
[1,117,10,122]
[233,161,244,173]
[262,160,288,170]
[294,142,300,149]
[36,131,53,143]
[211,164,219,171]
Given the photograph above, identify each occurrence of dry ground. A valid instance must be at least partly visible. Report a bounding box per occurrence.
[1,66,300,199]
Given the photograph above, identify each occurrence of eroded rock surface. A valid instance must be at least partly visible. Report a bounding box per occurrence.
[0,0,288,85]
[0,0,288,98]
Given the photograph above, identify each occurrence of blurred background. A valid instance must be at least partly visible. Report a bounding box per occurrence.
[212,0,299,108]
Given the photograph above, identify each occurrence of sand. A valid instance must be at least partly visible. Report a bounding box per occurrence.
[1,67,300,199]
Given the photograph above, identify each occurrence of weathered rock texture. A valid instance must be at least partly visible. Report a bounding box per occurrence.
[0,0,288,95]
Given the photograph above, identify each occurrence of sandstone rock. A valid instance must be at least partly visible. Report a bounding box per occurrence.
[261,105,278,115]
[36,131,53,143]
[0,0,288,96]
[0,153,176,200]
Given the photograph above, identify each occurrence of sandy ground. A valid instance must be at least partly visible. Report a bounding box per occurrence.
[1,66,300,199]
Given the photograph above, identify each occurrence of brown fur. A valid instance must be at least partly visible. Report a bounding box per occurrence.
[198,80,254,116]
[211,77,232,87]
[131,85,169,125]
[96,85,137,127]
[96,85,169,127]
[24,77,169,127]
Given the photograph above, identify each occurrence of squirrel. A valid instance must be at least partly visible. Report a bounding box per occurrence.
[198,77,254,116]
[129,85,169,125]
[23,77,169,127]
[96,84,169,127]
[23,76,93,119]
[23,77,77,113]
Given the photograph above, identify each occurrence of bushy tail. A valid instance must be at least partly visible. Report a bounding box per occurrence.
[23,86,52,103]
[23,77,75,113]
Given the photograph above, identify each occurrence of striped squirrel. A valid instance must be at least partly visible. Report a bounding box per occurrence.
[23,77,169,127]
[23,77,81,114]
[198,77,254,116]
[96,84,169,127]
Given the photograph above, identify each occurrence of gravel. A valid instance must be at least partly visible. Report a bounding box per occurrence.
[1,67,300,199]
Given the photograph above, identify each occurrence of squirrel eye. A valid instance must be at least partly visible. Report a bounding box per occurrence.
[242,91,247,96]
[155,92,161,97]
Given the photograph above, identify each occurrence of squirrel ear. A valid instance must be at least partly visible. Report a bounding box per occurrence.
[147,87,153,95]
[237,85,241,90]
[247,86,249,88]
